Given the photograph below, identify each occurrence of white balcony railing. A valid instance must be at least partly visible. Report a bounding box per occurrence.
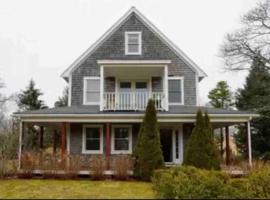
[103,92,165,111]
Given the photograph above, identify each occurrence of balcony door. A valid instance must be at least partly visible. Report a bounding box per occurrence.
[118,80,148,110]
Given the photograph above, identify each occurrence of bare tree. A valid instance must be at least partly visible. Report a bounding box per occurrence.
[221,0,270,70]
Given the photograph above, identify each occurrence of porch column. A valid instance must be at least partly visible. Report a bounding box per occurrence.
[39,126,44,150]
[225,126,230,165]
[246,121,252,167]
[61,122,67,159]
[105,123,111,169]
[220,128,223,157]
[18,121,24,170]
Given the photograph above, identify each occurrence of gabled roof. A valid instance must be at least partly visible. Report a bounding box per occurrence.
[61,7,207,80]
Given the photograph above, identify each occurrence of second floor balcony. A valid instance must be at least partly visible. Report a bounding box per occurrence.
[103,91,165,111]
[83,60,184,111]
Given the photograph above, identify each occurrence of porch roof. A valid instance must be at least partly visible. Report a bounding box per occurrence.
[13,105,258,123]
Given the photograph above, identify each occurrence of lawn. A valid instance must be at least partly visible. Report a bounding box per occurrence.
[0,179,155,199]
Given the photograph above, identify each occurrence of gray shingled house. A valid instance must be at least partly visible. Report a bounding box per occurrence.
[14,7,257,172]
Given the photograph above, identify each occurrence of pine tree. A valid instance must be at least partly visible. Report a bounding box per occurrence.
[235,57,270,157]
[18,79,47,111]
[208,81,233,109]
[133,99,164,180]
[17,79,47,150]
[183,110,220,170]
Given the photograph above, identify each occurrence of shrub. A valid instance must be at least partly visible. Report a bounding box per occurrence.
[133,99,164,180]
[248,166,270,198]
[113,155,134,180]
[18,152,35,178]
[152,166,229,199]
[183,110,220,170]
[65,155,81,179]
[90,155,106,180]
[152,165,270,199]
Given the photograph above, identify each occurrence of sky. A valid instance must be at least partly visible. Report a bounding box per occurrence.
[0,0,260,112]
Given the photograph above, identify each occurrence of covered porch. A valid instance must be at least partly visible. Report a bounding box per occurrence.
[15,108,256,174]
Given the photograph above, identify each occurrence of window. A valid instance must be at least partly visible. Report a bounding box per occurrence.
[125,32,142,55]
[82,125,103,154]
[168,77,184,105]
[84,77,100,105]
[120,82,132,89]
[135,82,147,89]
[111,125,132,154]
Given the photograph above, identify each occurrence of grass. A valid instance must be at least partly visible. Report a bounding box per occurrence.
[0,179,154,199]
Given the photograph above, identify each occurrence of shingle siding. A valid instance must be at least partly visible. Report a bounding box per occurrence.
[71,13,197,107]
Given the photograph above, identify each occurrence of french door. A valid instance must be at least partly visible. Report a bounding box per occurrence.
[118,80,148,110]
[160,127,183,164]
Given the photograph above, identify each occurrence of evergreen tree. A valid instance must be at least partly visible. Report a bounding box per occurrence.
[133,99,164,180]
[235,57,270,157]
[183,110,220,170]
[208,81,233,157]
[208,81,233,109]
[18,79,47,111]
[17,79,47,150]
[54,86,68,107]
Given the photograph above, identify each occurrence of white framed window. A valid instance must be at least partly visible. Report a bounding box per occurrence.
[111,125,132,154]
[82,125,103,154]
[83,77,100,105]
[168,77,184,105]
[125,32,142,55]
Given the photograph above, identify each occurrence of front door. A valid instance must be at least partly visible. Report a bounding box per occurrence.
[160,128,183,164]
[160,129,173,163]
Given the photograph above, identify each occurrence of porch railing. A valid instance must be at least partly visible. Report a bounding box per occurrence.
[103,92,165,111]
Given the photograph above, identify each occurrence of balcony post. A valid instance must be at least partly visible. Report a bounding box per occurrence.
[164,65,168,111]
[100,65,104,111]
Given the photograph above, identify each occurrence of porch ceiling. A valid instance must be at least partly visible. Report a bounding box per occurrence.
[104,66,164,79]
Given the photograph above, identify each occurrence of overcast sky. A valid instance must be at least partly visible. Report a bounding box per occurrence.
[0,0,260,111]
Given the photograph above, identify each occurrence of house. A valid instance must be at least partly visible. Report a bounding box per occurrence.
[14,7,257,172]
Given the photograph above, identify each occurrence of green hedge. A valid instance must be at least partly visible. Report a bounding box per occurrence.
[152,166,270,199]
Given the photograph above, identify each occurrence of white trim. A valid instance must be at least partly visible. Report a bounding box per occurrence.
[98,60,171,64]
[61,7,207,79]
[68,74,72,106]
[168,76,184,105]
[100,66,104,111]
[14,113,259,118]
[82,124,104,154]
[164,65,169,111]
[125,31,142,55]
[247,121,252,167]
[111,124,132,154]
[83,77,100,105]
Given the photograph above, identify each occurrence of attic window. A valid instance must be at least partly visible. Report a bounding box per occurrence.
[125,32,141,55]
